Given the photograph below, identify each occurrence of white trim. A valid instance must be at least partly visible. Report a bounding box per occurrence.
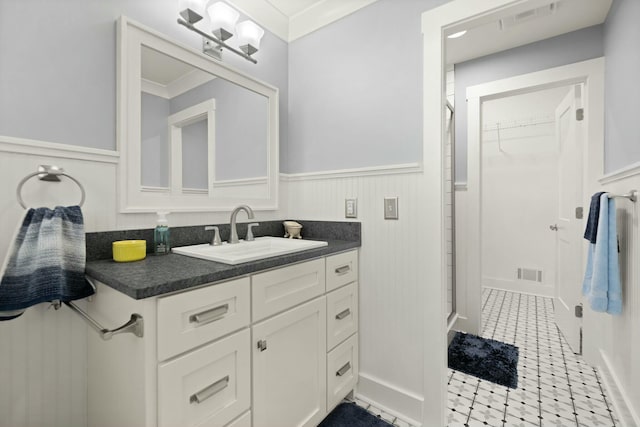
[212,176,268,187]
[447,312,459,331]
[182,188,208,195]
[598,350,640,427]
[599,161,640,184]
[226,0,289,42]
[454,182,467,191]
[288,0,380,42]
[0,135,119,164]
[280,163,422,182]
[483,285,553,299]
[141,79,169,98]
[356,373,423,427]
[226,0,381,42]
[118,16,279,213]
[421,2,589,426]
[140,186,170,193]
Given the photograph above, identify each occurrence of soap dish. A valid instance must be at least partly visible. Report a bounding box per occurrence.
[112,240,147,262]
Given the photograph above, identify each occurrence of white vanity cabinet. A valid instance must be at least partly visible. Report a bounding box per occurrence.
[86,249,358,427]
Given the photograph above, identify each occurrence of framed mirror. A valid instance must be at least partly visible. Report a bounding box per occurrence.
[117,17,278,212]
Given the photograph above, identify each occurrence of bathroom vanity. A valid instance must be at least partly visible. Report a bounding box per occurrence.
[84,236,359,427]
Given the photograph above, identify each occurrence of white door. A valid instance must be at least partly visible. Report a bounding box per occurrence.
[252,297,327,427]
[554,84,584,354]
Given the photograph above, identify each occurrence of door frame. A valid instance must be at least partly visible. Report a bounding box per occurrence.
[421,1,604,424]
[465,57,604,341]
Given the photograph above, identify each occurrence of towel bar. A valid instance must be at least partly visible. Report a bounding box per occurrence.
[63,301,144,340]
[609,190,637,203]
[52,276,144,340]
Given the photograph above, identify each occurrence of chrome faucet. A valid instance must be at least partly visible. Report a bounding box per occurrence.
[228,205,255,244]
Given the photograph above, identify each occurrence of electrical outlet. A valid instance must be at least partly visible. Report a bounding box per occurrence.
[345,198,357,218]
[384,197,398,219]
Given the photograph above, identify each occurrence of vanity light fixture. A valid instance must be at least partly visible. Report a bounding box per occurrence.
[177,0,264,64]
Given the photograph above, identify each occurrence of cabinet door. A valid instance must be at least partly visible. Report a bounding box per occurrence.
[252,297,327,427]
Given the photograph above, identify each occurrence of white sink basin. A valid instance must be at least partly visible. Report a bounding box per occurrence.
[172,236,328,265]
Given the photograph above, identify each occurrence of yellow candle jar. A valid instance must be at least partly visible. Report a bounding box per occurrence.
[112,240,147,262]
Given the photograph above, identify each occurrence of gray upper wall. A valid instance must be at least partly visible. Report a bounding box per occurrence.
[0,0,289,171]
[604,0,640,174]
[287,0,447,174]
[454,25,604,183]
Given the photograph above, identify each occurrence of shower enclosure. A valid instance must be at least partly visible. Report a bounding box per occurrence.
[446,100,456,322]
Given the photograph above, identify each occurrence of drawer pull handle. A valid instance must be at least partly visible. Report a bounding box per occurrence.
[334,265,351,275]
[190,375,229,404]
[257,339,268,352]
[335,308,351,320]
[336,362,351,377]
[189,304,229,325]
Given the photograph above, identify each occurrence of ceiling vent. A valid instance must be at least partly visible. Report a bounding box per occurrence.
[499,3,558,31]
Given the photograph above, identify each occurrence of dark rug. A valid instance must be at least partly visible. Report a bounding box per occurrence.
[448,332,519,389]
[318,402,393,427]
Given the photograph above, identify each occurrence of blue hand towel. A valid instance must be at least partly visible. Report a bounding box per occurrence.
[0,206,94,320]
[582,194,622,315]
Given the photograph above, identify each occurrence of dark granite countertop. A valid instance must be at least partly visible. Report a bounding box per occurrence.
[86,239,359,299]
[84,221,360,299]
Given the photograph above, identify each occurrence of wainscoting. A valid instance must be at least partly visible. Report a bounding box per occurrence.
[583,171,640,426]
[285,167,426,424]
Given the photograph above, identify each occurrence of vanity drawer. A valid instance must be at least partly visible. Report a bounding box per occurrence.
[327,333,359,411]
[225,411,251,427]
[157,277,250,361]
[252,258,325,321]
[158,329,250,427]
[326,250,358,292]
[327,282,358,351]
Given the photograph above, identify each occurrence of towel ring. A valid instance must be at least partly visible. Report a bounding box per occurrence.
[16,165,86,209]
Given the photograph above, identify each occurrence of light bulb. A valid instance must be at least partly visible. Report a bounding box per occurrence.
[207,1,239,41]
[236,20,264,56]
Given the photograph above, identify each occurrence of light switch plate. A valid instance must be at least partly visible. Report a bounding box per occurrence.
[384,197,398,220]
[345,198,357,218]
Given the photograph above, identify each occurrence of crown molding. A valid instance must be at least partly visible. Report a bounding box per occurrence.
[289,0,380,41]
[226,0,381,42]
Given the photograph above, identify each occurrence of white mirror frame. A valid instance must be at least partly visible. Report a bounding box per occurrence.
[117,16,279,213]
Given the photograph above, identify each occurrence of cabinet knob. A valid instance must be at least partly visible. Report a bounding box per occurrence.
[257,339,267,352]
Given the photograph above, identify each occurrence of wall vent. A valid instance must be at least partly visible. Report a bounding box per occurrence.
[499,3,557,31]
[517,268,543,283]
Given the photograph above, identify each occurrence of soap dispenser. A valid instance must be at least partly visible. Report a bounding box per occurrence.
[154,212,171,255]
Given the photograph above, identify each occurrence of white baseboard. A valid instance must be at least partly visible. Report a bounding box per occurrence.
[451,315,480,336]
[483,277,554,297]
[356,372,423,426]
[597,350,640,427]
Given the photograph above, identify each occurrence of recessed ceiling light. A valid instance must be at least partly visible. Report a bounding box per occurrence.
[447,30,467,39]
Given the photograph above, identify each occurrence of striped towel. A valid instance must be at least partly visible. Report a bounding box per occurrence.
[0,206,94,320]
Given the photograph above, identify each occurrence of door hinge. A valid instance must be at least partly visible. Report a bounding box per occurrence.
[575,304,583,318]
[576,108,584,121]
[575,207,583,219]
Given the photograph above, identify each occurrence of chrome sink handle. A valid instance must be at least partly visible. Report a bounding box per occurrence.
[229,205,255,244]
[246,223,259,241]
[205,225,222,246]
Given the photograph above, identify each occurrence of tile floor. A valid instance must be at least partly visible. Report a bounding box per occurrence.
[448,288,619,427]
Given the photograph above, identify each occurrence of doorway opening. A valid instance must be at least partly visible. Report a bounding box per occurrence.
[448,57,611,425]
